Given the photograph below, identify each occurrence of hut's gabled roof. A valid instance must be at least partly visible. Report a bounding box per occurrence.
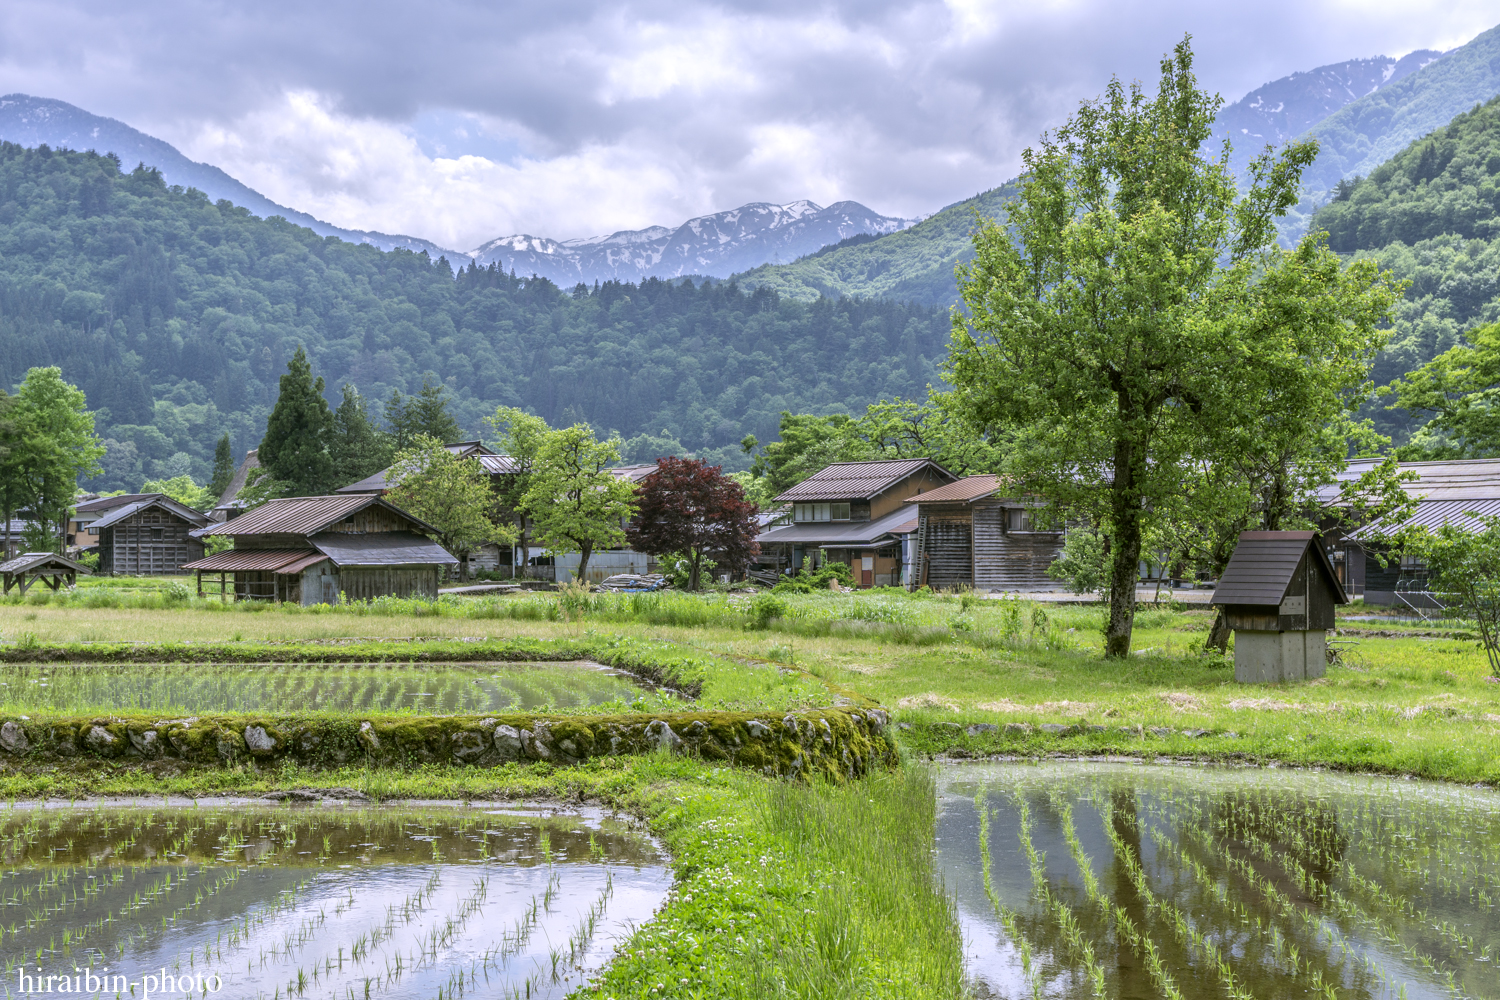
[87,495,210,530]
[198,494,438,538]
[1210,530,1347,607]
[903,474,1003,505]
[0,551,91,575]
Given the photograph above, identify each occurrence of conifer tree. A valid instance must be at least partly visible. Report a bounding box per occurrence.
[208,433,234,500]
[259,347,334,497]
[331,384,392,487]
[385,376,461,450]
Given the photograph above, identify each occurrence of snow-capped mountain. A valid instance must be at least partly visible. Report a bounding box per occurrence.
[1216,49,1445,156]
[0,94,460,257]
[468,200,916,285]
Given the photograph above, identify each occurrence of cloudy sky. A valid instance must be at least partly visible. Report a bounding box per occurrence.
[0,0,1495,249]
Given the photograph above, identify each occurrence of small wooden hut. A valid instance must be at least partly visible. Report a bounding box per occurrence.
[83,494,209,575]
[0,552,90,595]
[1210,530,1347,683]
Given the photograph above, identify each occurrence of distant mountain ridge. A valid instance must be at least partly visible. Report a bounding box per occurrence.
[467,200,916,285]
[0,94,461,256]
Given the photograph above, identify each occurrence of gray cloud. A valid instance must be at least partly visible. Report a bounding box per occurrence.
[0,0,1493,246]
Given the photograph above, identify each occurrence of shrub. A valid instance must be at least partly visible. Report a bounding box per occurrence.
[750,593,790,629]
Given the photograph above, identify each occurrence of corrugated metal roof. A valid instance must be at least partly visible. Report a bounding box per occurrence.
[1354,497,1500,540]
[1320,457,1500,504]
[337,452,521,494]
[202,495,435,537]
[182,549,317,572]
[1210,531,1347,606]
[758,506,917,547]
[278,551,333,574]
[612,464,659,483]
[773,459,954,503]
[903,474,1002,505]
[311,531,457,566]
[335,470,391,494]
[88,496,209,531]
[75,493,156,513]
[0,552,90,575]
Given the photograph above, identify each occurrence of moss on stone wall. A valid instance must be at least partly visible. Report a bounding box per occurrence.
[0,708,895,782]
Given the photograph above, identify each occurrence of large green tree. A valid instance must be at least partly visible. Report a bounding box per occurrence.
[1381,321,1500,459]
[485,406,551,576]
[259,347,334,496]
[385,435,508,578]
[522,425,636,583]
[948,38,1403,656]
[207,433,234,501]
[0,369,104,555]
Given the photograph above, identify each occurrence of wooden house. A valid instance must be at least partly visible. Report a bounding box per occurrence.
[183,494,456,604]
[904,475,1064,592]
[1210,530,1347,683]
[82,494,209,575]
[757,459,957,587]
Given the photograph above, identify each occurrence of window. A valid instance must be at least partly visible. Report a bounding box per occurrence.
[794,502,851,522]
[150,527,164,541]
[1006,508,1033,531]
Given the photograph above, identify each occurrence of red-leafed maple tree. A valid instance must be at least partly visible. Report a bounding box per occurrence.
[626,457,760,590]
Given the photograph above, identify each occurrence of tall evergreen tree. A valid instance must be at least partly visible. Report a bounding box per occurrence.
[331,384,393,487]
[259,347,334,497]
[207,433,234,500]
[386,376,462,450]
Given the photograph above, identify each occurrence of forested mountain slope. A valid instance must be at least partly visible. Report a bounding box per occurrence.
[0,144,949,491]
[1309,93,1500,439]
[733,183,1020,306]
[0,94,458,256]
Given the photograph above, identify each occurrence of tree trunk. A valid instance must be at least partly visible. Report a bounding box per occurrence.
[1205,608,1231,654]
[576,540,593,584]
[515,520,529,581]
[688,549,702,591]
[1105,436,1143,658]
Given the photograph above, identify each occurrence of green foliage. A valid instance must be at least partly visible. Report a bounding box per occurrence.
[233,466,290,510]
[0,144,948,491]
[749,593,790,628]
[1400,515,1500,676]
[949,39,1402,657]
[521,424,637,581]
[139,473,214,511]
[207,432,233,499]
[0,367,104,554]
[258,346,333,496]
[772,562,855,594]
[385,376,461,451]
[330,383,391,487]
[1048,527,1111,599]
[1316,94,1500,252]
[384,434,507,572]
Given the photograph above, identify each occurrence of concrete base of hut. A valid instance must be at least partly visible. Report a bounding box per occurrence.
[1233,629,1327,684]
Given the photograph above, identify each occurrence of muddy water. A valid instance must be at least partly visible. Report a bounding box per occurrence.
[0,801,669,999]
[938,761,1500,1000]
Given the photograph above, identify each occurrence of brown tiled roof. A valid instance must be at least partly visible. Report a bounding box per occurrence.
[200,495,435,537]
[903,474,1002,505]
[182,549,319,572]
[772,459,954,503]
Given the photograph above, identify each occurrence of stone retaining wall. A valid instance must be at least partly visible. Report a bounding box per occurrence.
[0,708,894,782]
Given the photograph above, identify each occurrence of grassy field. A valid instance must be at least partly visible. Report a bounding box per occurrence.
[0,585,1494,999]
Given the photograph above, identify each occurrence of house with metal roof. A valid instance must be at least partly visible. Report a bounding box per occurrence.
[756,459,957,587]
[183,494,456,604]
[1326,457,1500,605]
[902,474,1064,592]
[82,494,209,575]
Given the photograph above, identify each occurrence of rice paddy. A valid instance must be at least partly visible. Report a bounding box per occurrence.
[941,761,1500,1000]
[0,660,651,715]
[0,801,667,999]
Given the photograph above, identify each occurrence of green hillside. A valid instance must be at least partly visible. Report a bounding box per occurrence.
[735,182,1021,306]
[1280,22,1500,240]
[1309,94,1500,437]
[0,143,950,491]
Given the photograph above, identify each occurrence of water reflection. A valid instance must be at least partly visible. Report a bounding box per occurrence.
[939,762,1500,1000]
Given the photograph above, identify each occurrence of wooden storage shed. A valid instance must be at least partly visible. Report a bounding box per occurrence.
[1210,530,1347,683]
[83,494,209,575]
[905,475,1063,591]
[184,494,457,604]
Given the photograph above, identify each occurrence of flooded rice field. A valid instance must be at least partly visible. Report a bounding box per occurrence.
[0,801,668,998]
[939,762,1499,1000]
[0,660,647,714]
